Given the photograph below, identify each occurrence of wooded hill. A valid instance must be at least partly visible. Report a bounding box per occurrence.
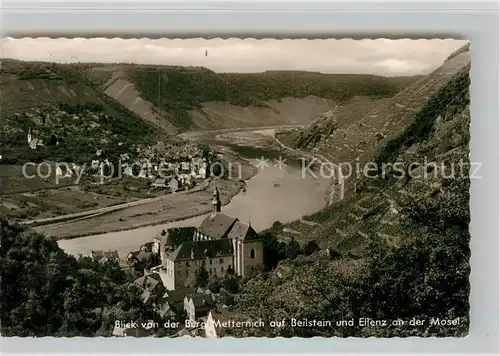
[125,66,419,129]
[228,44,472,337]
[0,217,152,336]
[0,59,160,165]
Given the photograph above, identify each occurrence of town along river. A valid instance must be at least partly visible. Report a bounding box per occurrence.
[58,127,331,258]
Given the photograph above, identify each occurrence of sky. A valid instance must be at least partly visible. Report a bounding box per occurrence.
[1,38,468,76]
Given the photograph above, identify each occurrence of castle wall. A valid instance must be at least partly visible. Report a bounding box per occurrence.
[242,241,264,277]
[174,255,234,289]
[174,260,197,289]
[158,267,175,291]
[238,242,244,276]
[206,255,233,278]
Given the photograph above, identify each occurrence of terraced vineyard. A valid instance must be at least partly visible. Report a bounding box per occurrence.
[230,44,471,338]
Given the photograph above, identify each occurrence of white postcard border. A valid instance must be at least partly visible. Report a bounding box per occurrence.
[0,1,498,355]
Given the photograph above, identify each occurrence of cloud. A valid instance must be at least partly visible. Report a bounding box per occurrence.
[1,38,468,76]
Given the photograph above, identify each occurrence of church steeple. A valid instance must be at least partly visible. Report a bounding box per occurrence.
[212,186,221,214]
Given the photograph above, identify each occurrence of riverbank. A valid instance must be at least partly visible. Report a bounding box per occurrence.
[50,125,331,246]
[35,149,257,239]
[58,158,331,258]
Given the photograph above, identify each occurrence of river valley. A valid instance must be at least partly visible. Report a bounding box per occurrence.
[57,126,331,257]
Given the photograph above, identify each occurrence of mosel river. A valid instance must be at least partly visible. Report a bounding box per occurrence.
[58,128,331,257]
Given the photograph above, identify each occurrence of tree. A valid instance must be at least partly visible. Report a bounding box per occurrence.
[353,223,470,337]
[0,218,151,337]
[185,266,209,288]
[260,230,287,270]
[232,275,279,337]
[302,240,320,256]
[207,273,222,293]
[285,237,301,260]
[221,274,240,294]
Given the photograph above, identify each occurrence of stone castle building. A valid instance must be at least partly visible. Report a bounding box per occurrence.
[152,187,264,290]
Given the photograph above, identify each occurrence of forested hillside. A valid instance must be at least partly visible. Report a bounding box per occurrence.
[0,59,161,165]
[1,59,419,134]
[228,46,471,337]
[125,67,419,130]
[0,218,151,336]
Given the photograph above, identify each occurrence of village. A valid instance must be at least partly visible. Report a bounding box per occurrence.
[0,104,231,226]
[19,103,217,195]
[86,187,265,338]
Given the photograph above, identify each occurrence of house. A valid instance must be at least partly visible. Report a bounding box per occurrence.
[154,287,196,318]
[28,139,37,150]
[91,160,100,169]
[157,164,176,179]
[122,164,134,176]
[153,227,197,266]
[184,293,215,322]
[126,250,155,272]
[154,296,177,320]
[55,165,73,178]
[180,161,191,172]
[27,128,44,150]
[197,166,207,179]
[190,158,208,179]
[152,178,167,188]
[153,187,264,290]
[168,239,234,289]
[140,242,154,252]
[70,163,81,174]
[205,308,235,338]
[133,273,166,304]
[89,250,119,263]
[178,173,191,187]
[169,177,179,192]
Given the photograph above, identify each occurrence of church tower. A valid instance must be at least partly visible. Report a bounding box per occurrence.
[27,128,32,144]
[212,186,221,215]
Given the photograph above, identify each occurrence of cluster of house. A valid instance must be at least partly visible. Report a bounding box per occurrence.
[23,112,213,193]
[33,141,212,192]
[89,187,264,338]
[27,128,45,150]
[88,148,211,192]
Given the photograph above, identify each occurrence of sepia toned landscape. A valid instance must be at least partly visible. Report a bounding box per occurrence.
[0,38,471,338]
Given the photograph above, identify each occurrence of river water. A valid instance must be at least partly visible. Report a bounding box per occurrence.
[58,129,331,257]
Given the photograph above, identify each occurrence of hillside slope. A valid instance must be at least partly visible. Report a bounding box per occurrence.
[0,59,162,164]
[231,44,471,337]
[0,218,151,336]
[95,65,419,132]
[304,61,470,254]
[1,59,419,135]
[287,44,470,179]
